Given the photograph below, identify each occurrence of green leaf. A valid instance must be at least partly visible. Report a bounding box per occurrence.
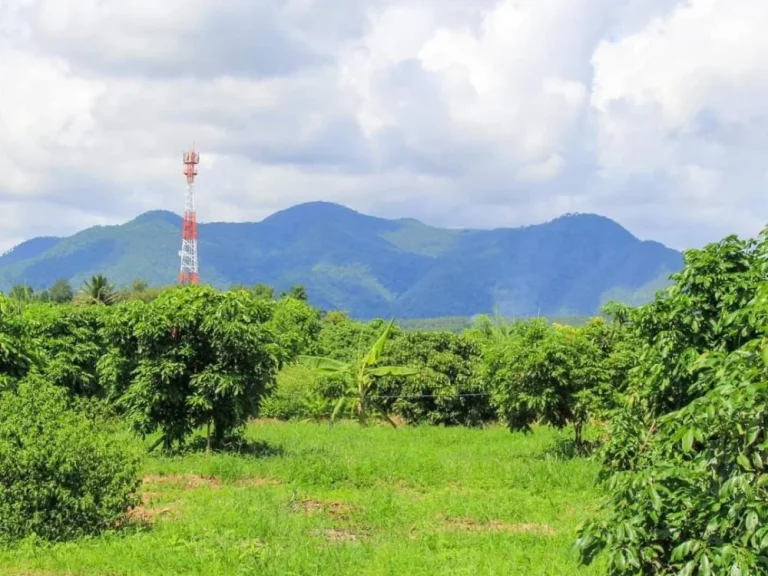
[649,487,662,511]
[699,554,711,576]
[761,342,768,367]
[330,397,347,423]
[682,428,695,453]
[368,366,420,377]
[680,560,696,576]
[361,318,395,368]
[745,511,758,533]
[737,453,752,471]
[299,355,349,374]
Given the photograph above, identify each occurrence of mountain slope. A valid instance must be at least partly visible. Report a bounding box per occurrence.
[0,201,683,318]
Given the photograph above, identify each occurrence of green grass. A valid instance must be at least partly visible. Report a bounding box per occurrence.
[0,421,606,575]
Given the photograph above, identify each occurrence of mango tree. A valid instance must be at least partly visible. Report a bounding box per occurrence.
[487,318,608,448]
[376,330,490,426]
[100,286,280,451]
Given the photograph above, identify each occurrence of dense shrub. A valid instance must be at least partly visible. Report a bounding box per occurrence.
[259,364,335,421]
[318,315,402,361]
[268,296,321,365]
[23,304,106,397]
[0,296,34,388]
[0,377,141,543]
[376,331,491,426]
[577,232,768,574]
[100,286,280,451]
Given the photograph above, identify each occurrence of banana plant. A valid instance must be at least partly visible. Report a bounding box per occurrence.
[300,319,418,427]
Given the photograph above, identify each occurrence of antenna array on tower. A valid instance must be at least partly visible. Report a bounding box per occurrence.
[179,148,199,285]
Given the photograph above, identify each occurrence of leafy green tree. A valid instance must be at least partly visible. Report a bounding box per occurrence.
[281,284,307,301]
[321,310,351,325]
[466,306,514,344]
[318,316,401,361]
[487,319,608,448]
[301,319,418,426]
[80,275,117,306]
[120,284,166,303]
[377,331,491,426]
[577,315,636,420]
[577,232,768,574]
[268,296,321,365]
[101,286,280,451]
[130,278,149,293]
[252,283,275,300]
[49,279,74,303]
[8,284,34,303]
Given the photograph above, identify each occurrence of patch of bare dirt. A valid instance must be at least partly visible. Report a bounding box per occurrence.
[393,481,429,500]
[312,528,358,542]
[443,517,556,536]
[142,474,221,490]
[293,499,356,520]
[236,539,268,553]
[125,494,181,525]
[235,476,280,488]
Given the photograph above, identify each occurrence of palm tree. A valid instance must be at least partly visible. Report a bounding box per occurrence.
[80,275,117,306]
[300,319,418,427]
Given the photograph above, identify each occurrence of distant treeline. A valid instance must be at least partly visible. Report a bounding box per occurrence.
[2,277,594,330]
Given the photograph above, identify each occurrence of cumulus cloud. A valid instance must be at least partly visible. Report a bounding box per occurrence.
[0,0,766,252]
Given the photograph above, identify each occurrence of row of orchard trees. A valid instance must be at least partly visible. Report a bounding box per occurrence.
[261,310,632,448]
[2,224,767,573]
[0,284,320,542]
[3,273,635,448]
[1,285,320,450]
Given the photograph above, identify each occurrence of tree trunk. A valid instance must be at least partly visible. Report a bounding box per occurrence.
[357,397,368,426]
[212,415,227,449]
[574,420,584,451]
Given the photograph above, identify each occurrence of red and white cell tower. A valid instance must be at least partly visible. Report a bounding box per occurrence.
[179,147,200,285]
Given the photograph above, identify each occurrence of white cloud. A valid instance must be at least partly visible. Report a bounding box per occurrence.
[0,0,766,254]
[590,0,768,246]
[0,47,104,196]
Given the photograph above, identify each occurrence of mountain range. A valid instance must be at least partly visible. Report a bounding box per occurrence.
[0,201,683,318]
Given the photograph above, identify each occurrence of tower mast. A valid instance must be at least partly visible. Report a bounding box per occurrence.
[179,147,199,285]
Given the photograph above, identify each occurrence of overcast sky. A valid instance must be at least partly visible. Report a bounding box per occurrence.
[0,0,765,252]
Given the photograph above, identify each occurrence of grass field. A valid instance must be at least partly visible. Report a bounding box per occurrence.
[0,421,607,575]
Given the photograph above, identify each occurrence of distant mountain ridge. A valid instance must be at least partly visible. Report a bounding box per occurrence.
[0,201,683,318]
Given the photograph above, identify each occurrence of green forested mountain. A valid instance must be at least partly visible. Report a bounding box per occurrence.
[0,201,682,318]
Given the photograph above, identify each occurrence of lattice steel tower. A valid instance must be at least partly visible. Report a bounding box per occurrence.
[179,147,200,285]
